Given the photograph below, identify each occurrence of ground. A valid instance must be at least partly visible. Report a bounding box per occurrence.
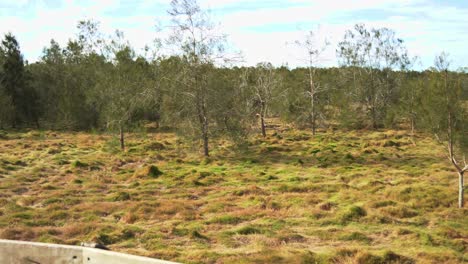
[0,122,466,263]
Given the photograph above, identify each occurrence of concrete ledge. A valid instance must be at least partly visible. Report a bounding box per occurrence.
[0,239,179,264]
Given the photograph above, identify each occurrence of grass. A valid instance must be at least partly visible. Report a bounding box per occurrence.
[0,122,466,263]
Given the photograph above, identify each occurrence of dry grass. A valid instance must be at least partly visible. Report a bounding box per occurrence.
[0,123,467,263]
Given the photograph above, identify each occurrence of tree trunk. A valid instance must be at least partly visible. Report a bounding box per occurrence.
[459,171,464,208]
[311,105,316,136]
[371,106,378,130]
[410,117,414,137]
[197,98,209,157]
[260,115,266,137]
[409,116,416,146]
[260,102,266,137]
[309,69,316,136]
[119,125,125,151]
[202,130,209,157]
[202,118,209,157]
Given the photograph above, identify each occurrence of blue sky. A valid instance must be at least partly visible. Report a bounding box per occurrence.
[0,0,467,69]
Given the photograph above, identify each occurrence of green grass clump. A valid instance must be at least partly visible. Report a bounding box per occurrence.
[235,225,264,235]
[71,160,88,168]
[209,215,242,225]
[339,205,367,223]
[339,232,372,244]
[111,192,131,201]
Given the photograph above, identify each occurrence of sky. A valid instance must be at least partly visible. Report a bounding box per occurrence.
[0,0,467,70]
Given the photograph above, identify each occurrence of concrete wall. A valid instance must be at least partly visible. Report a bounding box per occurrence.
[0,239,179,264]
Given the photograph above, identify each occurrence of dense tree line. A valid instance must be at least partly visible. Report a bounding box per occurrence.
[0,0,466,206]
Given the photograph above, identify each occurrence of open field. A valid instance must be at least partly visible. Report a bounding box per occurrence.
[0,124,466,263]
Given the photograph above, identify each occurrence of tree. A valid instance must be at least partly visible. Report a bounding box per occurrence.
[0,49,13,129]
[95,31,153,150]
[294,30,329,135]
[0,86,14,129]
[337,24,410,129]
[0,33,39,127]
[30,35,103,130]
[421,53,467,208]
[205,67,253,144]
[399,69,424,141]
[246,63,282,137]
[166,0,228,157]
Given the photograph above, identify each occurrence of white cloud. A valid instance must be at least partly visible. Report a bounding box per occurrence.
[0,0,466,69]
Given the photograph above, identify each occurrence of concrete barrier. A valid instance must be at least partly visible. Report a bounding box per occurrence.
[0,239,180,264]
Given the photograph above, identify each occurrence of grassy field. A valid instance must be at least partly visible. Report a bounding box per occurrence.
[0,122,466,263]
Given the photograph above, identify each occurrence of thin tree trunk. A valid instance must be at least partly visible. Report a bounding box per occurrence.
[202,114,209,157]
[410,117,416,146]
[260,101,266,137]
[197,97,209,157]
[370,106,378,129]
[410,117,414,136]
[309,64,316,136]
[311,99,316,135]
[410,82,415,144]
[260,114,266,137]
[202,127,209,157]
[119,125,125,151]
[459,171,464,208]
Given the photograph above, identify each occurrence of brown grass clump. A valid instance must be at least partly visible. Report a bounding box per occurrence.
[133,165,163,179]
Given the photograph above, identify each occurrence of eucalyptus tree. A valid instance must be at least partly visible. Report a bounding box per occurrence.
[166,0,229,156]
[216,67,256,143]
[294,30,329,135]
[337,24,410,129]
[400,70,425,140]
[420,53,467,208]
[92,31,153,150]
[244,62,282,137]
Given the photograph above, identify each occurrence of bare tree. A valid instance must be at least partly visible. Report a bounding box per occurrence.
[166,0,227,157]
[294,29,329,135]
[244,63,282,137]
